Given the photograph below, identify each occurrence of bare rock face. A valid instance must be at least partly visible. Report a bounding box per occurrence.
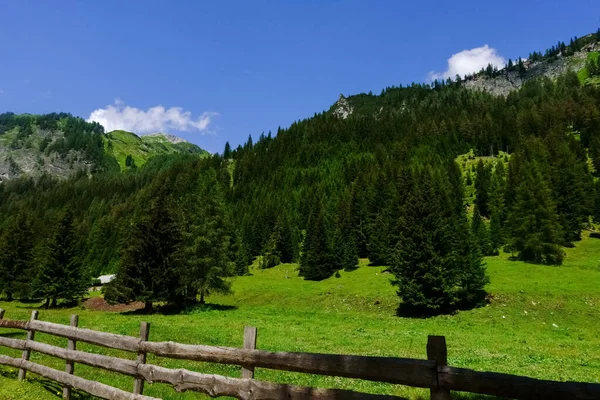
[145,132,188,144]
[333,94,354,119]
[464,47,597,96]
[0,127,92,183]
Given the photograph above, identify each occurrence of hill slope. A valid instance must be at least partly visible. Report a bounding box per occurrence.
[103,130,208,170]
[0,113,209,181]
[1,234,599,399]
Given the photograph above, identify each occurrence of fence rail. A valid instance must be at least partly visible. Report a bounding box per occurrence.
[0,309,599,400]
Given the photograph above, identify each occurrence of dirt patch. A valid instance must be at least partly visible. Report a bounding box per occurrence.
[83,297,144,312]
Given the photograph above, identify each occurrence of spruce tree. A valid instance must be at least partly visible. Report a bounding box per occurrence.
[507,161,564,264]
[180,169,234,304]
[104,186,182,312]
[299,199,335,280]
[474,160,492,218]
[390,162,487,315]
[471,203,491,256]
[32,209,88,308]
[233,232,251,276]
[0,213,35,301]
[489,161,507,254]
[223,141,232,159]
[333,190,359,271]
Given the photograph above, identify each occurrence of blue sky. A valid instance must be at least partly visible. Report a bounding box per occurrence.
[1,0,599,153]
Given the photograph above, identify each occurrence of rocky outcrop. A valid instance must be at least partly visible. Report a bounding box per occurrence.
[464,41,600,96]
[333,94,354,119]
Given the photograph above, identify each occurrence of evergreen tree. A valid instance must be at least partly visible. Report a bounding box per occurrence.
[0,213,35,301]
[299,199,335,280]
[223,141,232,159]
[507,161,564,264]
[489,161,507,254]
[471,203,491,256]
[474,160,492,218]
[104,186,182,312]
[233,231,251,276]
[125,154,136,168]
[390,162,487,315]
[546,134,588,244]
[333,189,359,271]
[180,169,234,304]
[32,209,88,308]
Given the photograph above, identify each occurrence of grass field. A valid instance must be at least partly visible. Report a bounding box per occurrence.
[1,234,600,399]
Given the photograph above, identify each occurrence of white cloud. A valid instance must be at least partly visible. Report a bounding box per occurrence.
[428,45,506,81]
[87,99,218,134]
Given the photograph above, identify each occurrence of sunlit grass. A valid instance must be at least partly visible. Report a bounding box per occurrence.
[1,236,599,399]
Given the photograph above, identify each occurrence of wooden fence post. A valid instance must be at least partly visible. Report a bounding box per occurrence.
[18,310,39,381]
[427,335,451,400]
[133,321,150,395]
[62,314,79,400]
[0,308,5,320]
[241,326,257,379]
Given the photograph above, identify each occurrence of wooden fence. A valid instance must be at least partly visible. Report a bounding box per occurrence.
[0,309,598,400]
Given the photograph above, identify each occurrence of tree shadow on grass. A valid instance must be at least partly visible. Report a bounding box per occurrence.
[40,378,95,400]
[396,290,490,319]
[0,331,26,338]
[119,302,238,316]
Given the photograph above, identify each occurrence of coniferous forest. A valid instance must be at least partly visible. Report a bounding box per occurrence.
[1,59,600,315]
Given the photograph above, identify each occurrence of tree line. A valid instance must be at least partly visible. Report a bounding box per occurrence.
[1,67,600,315]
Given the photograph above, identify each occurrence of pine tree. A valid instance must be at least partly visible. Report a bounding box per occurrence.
[489,161,507,254]
[32,209,88,308]
[299,199,335,280]
[546,134,588,244]
[474,160,492,218]
[0,213,35,301]
[180,169,234,304]
[223,141,232,159]
[233,232,251,276]
[471,203,491,256]
[333,189,359,271]
[104,186,182,312]
[507,161,564,265]
[390,162,487,315]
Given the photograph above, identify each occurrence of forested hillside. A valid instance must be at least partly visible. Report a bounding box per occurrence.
[0,113,206,180]
[2,34,600,315]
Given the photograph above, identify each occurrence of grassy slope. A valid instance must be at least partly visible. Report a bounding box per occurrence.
[103,131,207,170]
[577,51,600,85]
[1,235,600,399]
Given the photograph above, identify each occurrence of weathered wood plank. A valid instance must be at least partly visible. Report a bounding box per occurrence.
[136,363,407,400]
[8,319,437,387]
[0,319,27,330]
[28,320,141,352]
[0,336,406,399]
[0,354,158,400]
[241,326,257,379]
[63,314,79,400]
[438,366,600,400]
[0,336,139,376]
[133,321,150,395]
[141,341,438,387]
[427,336,451,400]
[18,310,38,381]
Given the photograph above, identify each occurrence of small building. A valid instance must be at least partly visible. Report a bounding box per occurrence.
[97,274,116,285]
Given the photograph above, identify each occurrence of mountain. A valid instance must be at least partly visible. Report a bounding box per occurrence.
[103,130,208,170]
[463,32,600,96]
[1,29,599,284]
[0,113,207,181]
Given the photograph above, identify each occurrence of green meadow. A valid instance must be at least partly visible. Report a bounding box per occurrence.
[1,234,599,399]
